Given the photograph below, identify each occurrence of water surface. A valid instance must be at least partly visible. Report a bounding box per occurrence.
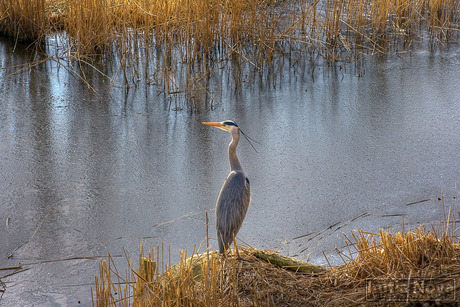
[0,40,459,305]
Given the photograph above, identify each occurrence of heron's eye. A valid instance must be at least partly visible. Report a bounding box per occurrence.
[223,120,237,127]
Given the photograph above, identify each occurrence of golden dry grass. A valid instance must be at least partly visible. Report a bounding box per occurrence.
[1,0,459,54]
[0,0,48,43]
[1,0,459,96]
[93,219,460,306]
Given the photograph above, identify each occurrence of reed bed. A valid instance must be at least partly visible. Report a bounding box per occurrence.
[0,0,48,43]
[2,0,459,57]
[1,0,459,98]
[94,219,460,306]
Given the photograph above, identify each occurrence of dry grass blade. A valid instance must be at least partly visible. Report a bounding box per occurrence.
[0,266,23,271]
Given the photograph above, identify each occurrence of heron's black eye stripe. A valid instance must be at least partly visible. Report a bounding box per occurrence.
[223,120,237,127]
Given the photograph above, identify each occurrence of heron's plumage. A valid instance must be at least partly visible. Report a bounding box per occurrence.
[216,170,251,253]
[203,120,252,254]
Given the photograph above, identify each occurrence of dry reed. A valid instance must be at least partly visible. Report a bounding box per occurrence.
[94,218,460,306]
[0,0,47,44]
[1,0,458,59]
[1,0,459,98]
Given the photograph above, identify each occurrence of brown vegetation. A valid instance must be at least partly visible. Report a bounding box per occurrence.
[1,0,459,97]
[1,0,459,58]
[0,0,48,43]
[94,220,460,306]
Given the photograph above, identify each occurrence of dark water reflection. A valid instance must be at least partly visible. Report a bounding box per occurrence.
[1,39,459,305]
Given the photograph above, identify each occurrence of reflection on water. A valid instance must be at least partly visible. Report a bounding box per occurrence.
[0,38,459,305]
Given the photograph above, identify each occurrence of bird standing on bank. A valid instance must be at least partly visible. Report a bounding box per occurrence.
[203,120,251,254]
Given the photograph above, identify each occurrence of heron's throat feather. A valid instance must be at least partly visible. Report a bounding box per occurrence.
[228,129,242,172]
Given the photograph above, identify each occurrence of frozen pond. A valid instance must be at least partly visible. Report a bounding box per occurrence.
[0,38,459,305]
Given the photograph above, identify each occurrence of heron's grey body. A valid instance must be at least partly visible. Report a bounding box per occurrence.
[216,169,250,253]
[203,120,251,254]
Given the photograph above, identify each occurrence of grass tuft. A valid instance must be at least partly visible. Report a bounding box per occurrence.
[94,216,460,305]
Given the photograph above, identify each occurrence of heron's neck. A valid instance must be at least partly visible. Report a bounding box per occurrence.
[228,130,242,172]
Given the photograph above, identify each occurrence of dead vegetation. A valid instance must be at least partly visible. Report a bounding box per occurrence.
[1,0,459,104]
[2,0,459,51]
[0,0,48,44]
[1,0,459,89]
[93,217,460,306]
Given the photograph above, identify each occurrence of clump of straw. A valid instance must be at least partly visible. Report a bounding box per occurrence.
[94,220,460,306]
[341,226,457,280]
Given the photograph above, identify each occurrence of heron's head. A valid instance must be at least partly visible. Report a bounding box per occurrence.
[202,120,239,133]
[203,120,259,152]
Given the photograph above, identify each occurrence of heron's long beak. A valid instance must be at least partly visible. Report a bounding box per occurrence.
[202,121,228,132]
[202,122,222,127]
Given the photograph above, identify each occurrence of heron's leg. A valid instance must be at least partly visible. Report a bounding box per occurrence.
[233,235,240,259]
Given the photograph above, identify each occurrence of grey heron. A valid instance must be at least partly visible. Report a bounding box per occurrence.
[203,120,251,254]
